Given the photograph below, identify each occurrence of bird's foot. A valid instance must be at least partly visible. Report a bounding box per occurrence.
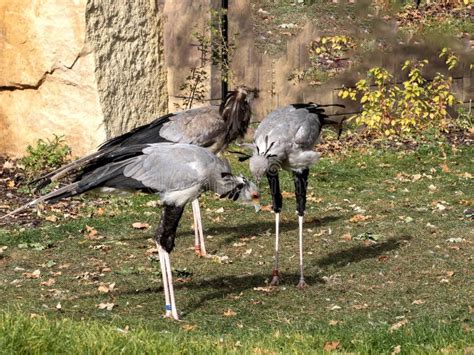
[162,310,180,321]
[194,245,206,257]
[296,279,308,289]
[270,270,280,286]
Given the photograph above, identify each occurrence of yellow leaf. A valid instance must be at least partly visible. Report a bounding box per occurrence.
[390,319,408,332]
[440,164,450,173]
[132,222,150,229]
[45,215,58,223]
[349,214,371,223]
[323,341,340,351]
[223,309,237,317]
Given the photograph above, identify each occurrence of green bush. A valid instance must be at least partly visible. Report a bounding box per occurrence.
[21,134,71,179]
[338,49,459,137]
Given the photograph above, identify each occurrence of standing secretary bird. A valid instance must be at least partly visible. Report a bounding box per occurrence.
[247,103,344,288]
[2,143,260,320]
[32,86,258,256]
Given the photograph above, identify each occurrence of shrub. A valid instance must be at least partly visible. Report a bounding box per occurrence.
[289,35,354,86]
[338,49,458,137]
[21,134,71,179]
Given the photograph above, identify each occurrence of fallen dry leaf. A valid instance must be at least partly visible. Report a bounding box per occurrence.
[391,345,401,355]
[98,282,115,294]
[341,233,352,241]
[23,269,41,279]
[83,225,98,239]
[223,308,237,317]
[389,319,408,332]
[440,163,450,173]
[40,278,56,287]
[412,299,425,305]
[45,215,58,223]
[260,205,272,212]
[6,180,15,189]
[182,324,197,331]
[98,302,115,311]
[98,285,110,294]
[328,320,339,326]
[323,341,340,351]
[132,222,150,229]
[209,255,231,264]
[352,303,368,310]
[349,214,371,223]
[253,287,273,293]
[146,247,158,255]
[56,302,62,311]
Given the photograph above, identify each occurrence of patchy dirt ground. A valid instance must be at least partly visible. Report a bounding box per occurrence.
[0,158,104,228]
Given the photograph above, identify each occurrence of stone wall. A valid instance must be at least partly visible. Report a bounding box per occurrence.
[86,0,167,138]
[0,0,168,157]
[0,0,106,157]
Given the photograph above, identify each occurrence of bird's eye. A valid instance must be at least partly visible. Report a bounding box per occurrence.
[252,193,259,199]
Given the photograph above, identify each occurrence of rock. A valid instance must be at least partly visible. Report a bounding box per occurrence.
[0,0,168,157]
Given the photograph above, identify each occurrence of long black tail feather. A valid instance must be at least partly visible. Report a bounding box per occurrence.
[98,114,174,151]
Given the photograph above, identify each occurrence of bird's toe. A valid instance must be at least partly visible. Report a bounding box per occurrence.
[296,279,308,289]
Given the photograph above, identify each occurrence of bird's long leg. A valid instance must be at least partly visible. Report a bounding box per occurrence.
[294,168,309,289]
[163,249,179,320]
[155,204,185,320]
[157,244,172,318]
[192,200,200,254]
[267,170,283,285]
[195,200,206,256]
[192,199,206,256]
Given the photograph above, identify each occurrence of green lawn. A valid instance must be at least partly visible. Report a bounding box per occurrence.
[0,143,473,353]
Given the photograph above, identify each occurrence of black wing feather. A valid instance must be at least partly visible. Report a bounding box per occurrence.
[98,114,175,151]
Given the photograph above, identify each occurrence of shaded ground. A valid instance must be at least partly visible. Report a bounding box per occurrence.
[251,0,473,57]
[0,142,472,352]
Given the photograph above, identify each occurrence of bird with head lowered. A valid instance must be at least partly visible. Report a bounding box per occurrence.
[248,103,345,288]
[2,143,260,320]
[31,86,259,257]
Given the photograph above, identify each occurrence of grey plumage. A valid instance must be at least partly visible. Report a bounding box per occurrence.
[249,103,344,288]
[2,143,258,219]
[31,86,257,189]
[250,105,325,176]
[1,143,259,320]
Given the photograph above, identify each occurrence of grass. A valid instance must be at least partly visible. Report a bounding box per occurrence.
[0,143,473,353]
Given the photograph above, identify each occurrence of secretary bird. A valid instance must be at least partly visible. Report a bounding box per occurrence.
[2,143,260,320]
[247,103,344,288]
[32,86,258,256]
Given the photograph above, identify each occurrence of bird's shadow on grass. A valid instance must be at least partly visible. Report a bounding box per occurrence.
[94,234,410,316]
[314,235,412,269]
[205,214,344,246]
[112,272,326,314]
